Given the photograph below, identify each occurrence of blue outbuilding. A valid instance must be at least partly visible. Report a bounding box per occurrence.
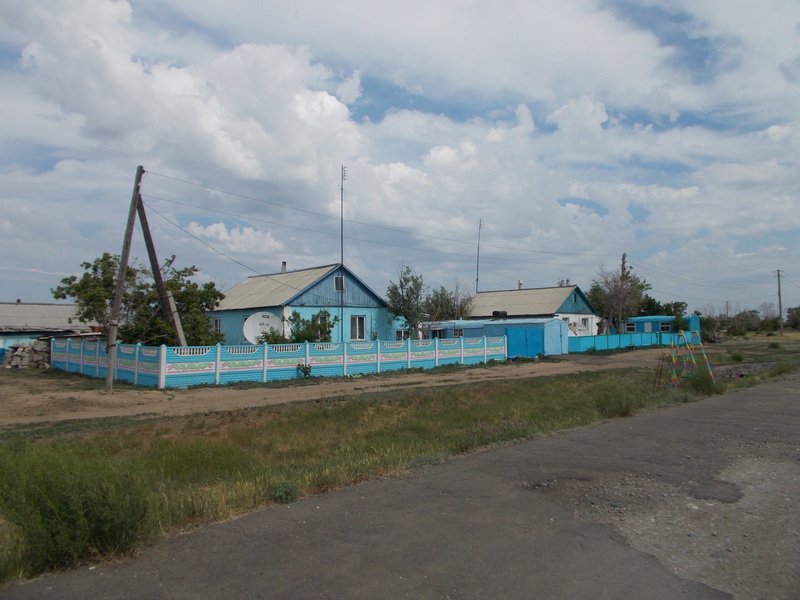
[622,314,701,335]
[426,317,569,357]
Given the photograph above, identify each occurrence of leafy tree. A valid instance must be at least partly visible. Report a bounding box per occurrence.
[588,265,651,334]
[639,295,688,317]
[787,306,800,330]
[386,264,426,338]
[422,283,472,322]
[52,253,224,346]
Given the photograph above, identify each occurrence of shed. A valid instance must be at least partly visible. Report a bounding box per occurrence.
[427,318,569,357]
[0,302,95,351]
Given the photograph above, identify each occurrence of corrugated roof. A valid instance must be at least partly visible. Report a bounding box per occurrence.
[469,286,576,317]
[0,302,95,333]
[216,264,340,311]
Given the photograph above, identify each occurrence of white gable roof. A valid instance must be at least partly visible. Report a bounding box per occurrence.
[0,302,94,333]
[469,286,578,318]
[215,265,340,311]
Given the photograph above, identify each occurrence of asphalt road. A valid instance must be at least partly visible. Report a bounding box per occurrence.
[3,375,799,599]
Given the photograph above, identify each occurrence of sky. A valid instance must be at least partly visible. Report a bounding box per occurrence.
[1,0,799,318]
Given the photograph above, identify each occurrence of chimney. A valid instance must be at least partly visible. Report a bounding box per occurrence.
[281,261,287,273]
[517,280,522,290]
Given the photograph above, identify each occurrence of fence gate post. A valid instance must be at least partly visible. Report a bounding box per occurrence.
[460,336,465,365]
[343,342,348,377]
[376,340,381,373]
[158,345,167,389]
[262,343,268,383]
[435,337,439,366]
[407,338,412,369]
[215,343,222,385]
[134,343,141,386]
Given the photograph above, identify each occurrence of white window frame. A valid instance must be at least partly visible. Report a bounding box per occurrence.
[660,321,672,333]
[625,322,636,332]
[213,317,222,334]
[351,315,366,341]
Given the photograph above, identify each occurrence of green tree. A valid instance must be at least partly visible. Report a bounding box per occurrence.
[787,306,800,329]
[588,266,651,334]
[422,283,472,322]
[638,295,687,317]
[52,253,224,346]
[386,264,426,338]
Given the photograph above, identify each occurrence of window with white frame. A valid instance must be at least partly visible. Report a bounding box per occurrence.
[625,322,636,332]
[453,329,464,338]
[396,329,411,341]
[350,315,366,341]
[660,321,673,332]
[213,318,222,334]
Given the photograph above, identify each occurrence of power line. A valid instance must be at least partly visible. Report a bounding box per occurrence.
[144,170,617,259]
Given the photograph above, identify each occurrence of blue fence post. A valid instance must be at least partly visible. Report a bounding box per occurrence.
[343,342,348,376]
[305,341,310,375]
[460,336,465,365]
[158,345,167,389]
[376,340,381,373]
[262,343,268,382]
[435,337,440,366]
[407,338,412,369]
[483,336,488,363]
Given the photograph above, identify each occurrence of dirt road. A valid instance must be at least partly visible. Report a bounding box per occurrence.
[0,348,669,426]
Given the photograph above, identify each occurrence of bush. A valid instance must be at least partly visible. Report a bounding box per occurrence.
[683,371,719,396]
[268,480,298,504]
[589,380,645,418]
[0,443,151,575]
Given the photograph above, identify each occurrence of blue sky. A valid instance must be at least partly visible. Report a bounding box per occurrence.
[1,0,799,318]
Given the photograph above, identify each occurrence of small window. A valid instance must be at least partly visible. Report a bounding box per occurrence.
[660,321,672,332]
[213,318,222,334]
[396,329,411,341]
[625,322,636,332]
[350,315,365,341]
[581,318,589,328]
[453,329,464,338]
[335,276,344,292]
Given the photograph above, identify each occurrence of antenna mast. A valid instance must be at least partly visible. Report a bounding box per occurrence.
[340,165,346,343]
[475,219,482,294]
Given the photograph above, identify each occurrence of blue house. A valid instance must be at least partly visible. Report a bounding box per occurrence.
[468,285,599,336]
[622,315,701,335]
[208,264,397,345]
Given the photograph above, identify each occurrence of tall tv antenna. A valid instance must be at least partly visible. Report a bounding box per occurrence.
[475,218,482,294]
[339,165,346,343]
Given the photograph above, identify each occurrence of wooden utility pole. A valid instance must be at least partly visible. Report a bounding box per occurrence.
[137,200,187,346]
[106,166,144,392]
[777,269,784,335]
[105,166,187,393]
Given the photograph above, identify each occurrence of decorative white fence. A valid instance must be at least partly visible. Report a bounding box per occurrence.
[51,337,508,389]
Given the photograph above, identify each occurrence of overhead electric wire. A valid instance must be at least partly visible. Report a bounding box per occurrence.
[142,193,601,268]
[145,170,617,259]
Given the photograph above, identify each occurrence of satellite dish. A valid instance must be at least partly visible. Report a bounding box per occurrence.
[242,312,282,344]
